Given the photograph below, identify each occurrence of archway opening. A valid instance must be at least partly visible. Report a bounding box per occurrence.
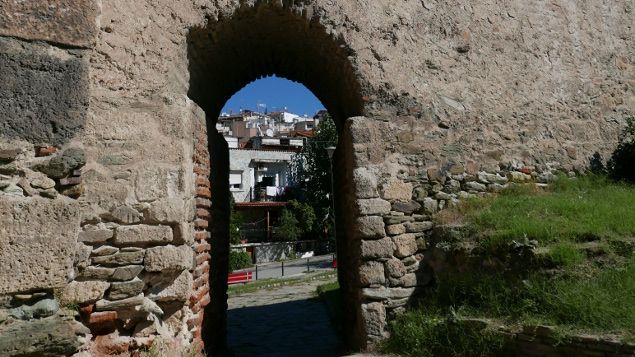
[220,76,341,355]
[186,3,365,355]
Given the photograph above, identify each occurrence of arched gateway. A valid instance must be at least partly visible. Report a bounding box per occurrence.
[185,5,367,353]
[0,0,630,356]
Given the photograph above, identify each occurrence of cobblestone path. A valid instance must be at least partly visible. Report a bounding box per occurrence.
[227,278,342,357]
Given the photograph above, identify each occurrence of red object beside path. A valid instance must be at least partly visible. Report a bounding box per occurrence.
[228,271,252,284]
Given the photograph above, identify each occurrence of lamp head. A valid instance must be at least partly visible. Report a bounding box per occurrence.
[326,146,336,159]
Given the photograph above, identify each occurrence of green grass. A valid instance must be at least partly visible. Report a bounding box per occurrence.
[385,175,635,356]
[384,259,635,356]
[461,175,635,247]
[227,271,336,296]
[429,257,635,330]
[382,311,510,357]
[546,242,586,267]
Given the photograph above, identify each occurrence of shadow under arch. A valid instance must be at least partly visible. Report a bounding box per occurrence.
[186,3,366,355]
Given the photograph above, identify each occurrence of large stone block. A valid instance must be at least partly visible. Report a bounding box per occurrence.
[0,0,97,48]
[144,245,193,272]
[384,258,407,278]
[362,302,387,338]
[0,315,83,356]
[91,250,145,266]
[359,261,385,286]
[357,216,386,239]
[0,37,88,146]
[61,281,110,305]
[392,233,418,258]
[108,278,145,300]
[0,197,80,294]
[362,286,416,300]
[380,179,413,201]
[145,270,193,302]
[356,198,391,216]
[353,167,379,198]
[360,237,393,260]
[114,225,173,246]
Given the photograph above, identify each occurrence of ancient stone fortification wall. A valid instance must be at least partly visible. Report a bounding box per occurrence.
[0,0,633,355]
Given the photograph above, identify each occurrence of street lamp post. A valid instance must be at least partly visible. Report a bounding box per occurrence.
[326,146,336,250]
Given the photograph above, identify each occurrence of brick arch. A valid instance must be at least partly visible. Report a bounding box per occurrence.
[185,3,366,355]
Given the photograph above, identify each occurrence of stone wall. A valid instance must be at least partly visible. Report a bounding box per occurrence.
[0,0,633,355]
[347,116,573,341]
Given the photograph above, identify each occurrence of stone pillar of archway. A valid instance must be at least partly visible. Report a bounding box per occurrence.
[340,116,437,345]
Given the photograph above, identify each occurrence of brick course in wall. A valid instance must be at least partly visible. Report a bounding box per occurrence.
[190,121,212,344]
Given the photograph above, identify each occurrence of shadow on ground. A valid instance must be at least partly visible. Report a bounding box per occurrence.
[227,298,343,357]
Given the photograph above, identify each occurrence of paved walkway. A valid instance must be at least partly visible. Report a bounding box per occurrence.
[227,278,342,357]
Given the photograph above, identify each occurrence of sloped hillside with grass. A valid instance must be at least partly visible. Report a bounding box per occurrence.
[383,176,635,357]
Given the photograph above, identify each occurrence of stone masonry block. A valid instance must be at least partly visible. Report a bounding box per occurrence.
[359,261,385,286]
[0,197,80,294]
[357,216,386,239]
[381,178,413,201]
[114,225,173,246]
[60,281,110,305]
[385,224,406,236]
[353,167,379,198]
[392,233,418,258]
[144,245,194,272]
[0,37,89,146]
[0,0,97,48]
[356,198,391,216]
[361,237,393,260]
[362,302,387,338]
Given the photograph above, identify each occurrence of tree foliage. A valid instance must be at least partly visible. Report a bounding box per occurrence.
[228,250,252,272]
[287,199,316,236]
[229,196,244,245]
[273,208,301,241]
[290,113,338,234]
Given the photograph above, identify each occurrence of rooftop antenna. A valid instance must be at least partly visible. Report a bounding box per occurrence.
[257,101,267,115]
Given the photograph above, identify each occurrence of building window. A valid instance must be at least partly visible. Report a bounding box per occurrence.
[229,171,243,190]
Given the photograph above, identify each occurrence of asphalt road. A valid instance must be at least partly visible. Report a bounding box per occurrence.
[237,254,336,280]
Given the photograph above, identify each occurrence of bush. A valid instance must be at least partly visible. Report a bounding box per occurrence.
[608,116,635,183]
[228,250,252,272]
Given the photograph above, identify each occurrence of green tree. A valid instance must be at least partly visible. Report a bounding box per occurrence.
[273,208,301,241]
[229,196,244,245]
[290,113,338,234]
[288,200,316,238]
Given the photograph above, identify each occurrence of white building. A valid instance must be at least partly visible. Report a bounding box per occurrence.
[228,148,297,202]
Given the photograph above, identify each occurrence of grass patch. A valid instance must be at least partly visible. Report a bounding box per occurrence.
[382,310,510,357]
[546,242,586,267]
[227,271,336,296]
[429,257,635,331]
[385,175,635,356]
[457,175,635,247]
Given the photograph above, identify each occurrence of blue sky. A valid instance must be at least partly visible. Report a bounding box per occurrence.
[221,75,325,116]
